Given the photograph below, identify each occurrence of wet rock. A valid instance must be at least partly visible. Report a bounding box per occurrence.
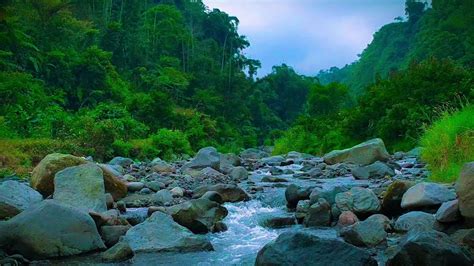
[323,138,390,166]
[109,157,134,168]
[309,185,349,205]
[386,229,472,266]
[170,187,184,197]
[0,200,105,259]
[456,162,474,223]
[211,221,228,233]
[261,176,288,183]
[394,211,435,232]
[30,153,87,197]
[101,241,134,262]
[193,184,250,203]
[261,156,285,166]
[338,211,359,227]
[219,153,241,174]
[340,214,388,247]
[304,198,331,227]
[139,188,152,194]
[335,187,380,215]
[401,182,456,209]
[200,191,224,204]
[0,180,42,220]
[53,163,107,213]
[182,147,220,172]
[285,184,311,209]
[127,182,145,192]
[229,166,248,181]
[255,232,377,266]
[124,211,213,252]
[352,161,395,180]
[260,216,296,228]
[100,225,131,247]
[382,180,414,216]
[295,200,311,222]
[153,189,173,205]
[147,206,167,216]
[168,198,228,234]
[98,164,128,200]
[435,199,461,223]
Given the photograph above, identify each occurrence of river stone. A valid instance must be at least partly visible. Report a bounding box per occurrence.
[0,200,105,259]
[255,232,377,266]
[168,198,228,234]
[170,187,184,197]
[145,181,166,192]
[200,191,224,204]
[382,180,414,216]
[285,184,311,209]
[352,161,395,180]
[53,163,107,213]
[182,147,220,172]
[335,187,380,215]
[30,153,87,197]
[309,185,349,205]
[193,184,250,203]
[127,182,145,192]
[435,199,461,223]
[101,241,134,262]
[260,216,296,228]
[0,180,42,220]
[219,153,241,174]
[124,211,213,252]
[229,166,248,180]
[338,211,359,227]
[323,138,390,166]
[394,211,435,232]
[153,189,173,205]
[100,225,131,247]
[340,215,388,247]
[295,200,311,221]
[108,157,133,168]
[98,164,128,200]
[240,148,269,160]
[261,176,288,183]
[401,182,456,209]
[386,229,472,266]
[456,162,474,223]
[150,158,175,173]
[261,156,285,166]
[304,198,331,227]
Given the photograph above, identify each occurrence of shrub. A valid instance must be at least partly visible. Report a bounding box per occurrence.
[420,105,474,182]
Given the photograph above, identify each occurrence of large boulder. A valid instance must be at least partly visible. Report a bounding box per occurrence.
[53,163,107,213]
[124,211,213,253]
[240,148,269,160]
[309,184,349,205]
[0,200,105,259]
[150,158,175,174]
[229,166,248,181]
[0,181,42,220]
[193,184,250,203]
[456,162,474,222]
[100,225,131,247]
[382,180,414,216]
[98,164,128,200]
[351,161,395,180]
[340,214,389,247]
[304,198,331,227]
[285,184,311,209]
[219,153,241,174]
[401,182,456,209]
[108,157,133,168]
[182,147,220,172]
[101,241,134,262]
[394,211,435,232]
[255,232,377,266]
[335,187,380,215]
[168,198,228,233]
[30,153,87,196]
[386,229,472,266]
[435,199,461,223]
[323,138,390,165]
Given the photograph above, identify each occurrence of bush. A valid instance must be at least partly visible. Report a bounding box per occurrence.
[420,105,474,182]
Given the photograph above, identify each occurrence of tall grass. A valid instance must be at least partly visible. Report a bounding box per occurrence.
[421,105,474,182]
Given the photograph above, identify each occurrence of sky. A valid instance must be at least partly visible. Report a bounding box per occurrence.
[203,0,406,76]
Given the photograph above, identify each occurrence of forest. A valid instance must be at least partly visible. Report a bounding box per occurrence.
[0,0,473,181]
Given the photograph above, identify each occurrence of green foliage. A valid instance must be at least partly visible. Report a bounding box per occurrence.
[421,105,474,182]
[307,82,351,116]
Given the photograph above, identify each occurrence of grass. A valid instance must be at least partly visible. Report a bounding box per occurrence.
[421,105,474,183]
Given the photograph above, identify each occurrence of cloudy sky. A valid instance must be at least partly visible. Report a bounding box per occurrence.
[203,0,406,76]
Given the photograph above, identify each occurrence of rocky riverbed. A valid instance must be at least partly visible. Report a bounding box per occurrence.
[0,138,473,265]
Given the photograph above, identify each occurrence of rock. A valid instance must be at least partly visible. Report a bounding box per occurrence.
[456,162,474,223]
[101,241,134,262]
[451,229,474,251]
[261,156,285,166]
[199,191,224,204]
[117,201,126,213]
[168,198,228,234]
[386,229,472,266]
[139,188,152,194]
[53,163,107,213]
[352,161,395,180]
[100,225,131,247]
[382,180,414,216]
[99,164,128,200]
[145,181,166,192]
[153,189,173,205]
[211,221,228,233]
[338,211,359,227]
[304,198,331,227]
[219,153,241,174]
[182,147,220,172]
[108,157,133,168]
[127,182,145,192]
[89,210,128,227]
[0,181,42,220]
[295,200,310,222]
[323,138,390,165]
[0,200,105,259]
[255,232,377,266]
[105,193,114,209]
[193,184,250,203]
[394,211,435,232]
[30,153,87,197]
[229,166,248,181]
[150,158,175,173]
[435,199,461,223]
[147,206,167,216]
[124,211,213,252]
[366,214,392,231]
[260,216,296,228]
[309,185,349,205]
[261,176,288,183]
[406,147,423,158]
[285,184,311,209]
[340,215,388,247]
[335,187,380,215]
[240,148,269,160]
[170,187,184,197]
[401,182,456,209]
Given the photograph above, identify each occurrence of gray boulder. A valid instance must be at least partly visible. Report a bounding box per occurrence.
[240,148,269,160]
[352,161,395,180]
[182,147,220,172]
[285,184,311,209]
[150,158,175,173]
[124,211,213,252]
[193,184,249,203]
[435,199,461,223]
[382,180,414,216]
[153,189,174,205]
[401,182,456,209]
[229,166,248,181]
[394,211,435,232]
[0,200,105,259]
[109,157,134,168]
[456,162,474,223]
[310,185,349,205]
[100,225,131,247]
[261,156,285,166]
[101,241,134,262]
[127,182,145,192]
[304,198,331,227]
[341,214,389,247]
[219,153,241,174]
[323,138,390,165]
[0,181,42,220]
[255,232,377,266]
[53,163,107,213]
[335,187,380,215]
